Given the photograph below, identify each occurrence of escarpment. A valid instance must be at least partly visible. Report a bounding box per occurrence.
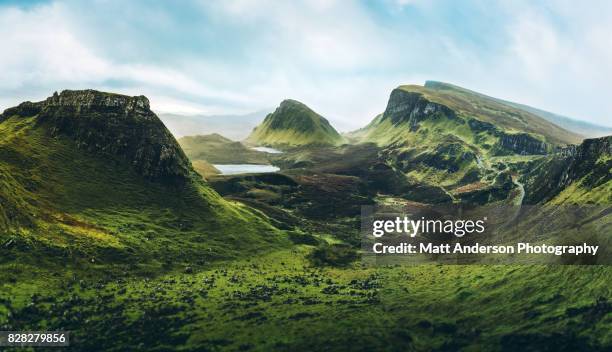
[1,90,192,183]
[521,136,611,203]
[380,88,458,130]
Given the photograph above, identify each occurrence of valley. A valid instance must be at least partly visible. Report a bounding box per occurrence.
[1,84,610,351]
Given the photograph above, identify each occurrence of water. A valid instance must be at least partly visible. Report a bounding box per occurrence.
[213,164,280,175]
[250,146,283,154]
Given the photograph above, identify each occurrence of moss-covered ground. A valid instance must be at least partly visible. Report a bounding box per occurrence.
[2,247,611,351]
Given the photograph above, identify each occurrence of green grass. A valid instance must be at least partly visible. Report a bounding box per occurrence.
[1,91,610,351]
[2,247,610,351]
[0,115,287,273]
[179,133,270,164]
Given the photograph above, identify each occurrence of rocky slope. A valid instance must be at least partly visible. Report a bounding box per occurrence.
[521,136,611,204]
[0,89,283,268]
[246,99,343,147]
[425,81,612,138]
[1,90,191,183]
[360,84,581,152]
[353,83,586,193]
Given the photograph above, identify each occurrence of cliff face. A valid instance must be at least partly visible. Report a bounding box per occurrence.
[381,89,457,131]
[1,90,192,182]
[522,136,611,203]
[497,133,548,155]
[364,86,553,156]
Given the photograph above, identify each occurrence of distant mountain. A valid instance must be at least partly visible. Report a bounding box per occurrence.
[0,90,282,266]
[424,81,612,138]
[246,99,343,147]
[159,110,269,141]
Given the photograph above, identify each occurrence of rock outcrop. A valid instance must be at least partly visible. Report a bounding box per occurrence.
[381,89,457,131]
[496,132,548,155]
[360,83,581,159]
[521,136,611,203]
[1,90,192,183]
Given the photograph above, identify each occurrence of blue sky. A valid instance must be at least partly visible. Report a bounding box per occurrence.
[1,0,611,130]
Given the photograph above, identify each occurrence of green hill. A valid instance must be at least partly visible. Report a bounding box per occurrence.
[0,90,284,272]
[354,82,585,190]
[179,133,270,165]
[425,81,612,138]
[246,99,343,147]
[360,83,582,149]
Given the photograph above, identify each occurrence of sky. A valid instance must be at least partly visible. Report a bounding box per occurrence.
[1,0,611,131]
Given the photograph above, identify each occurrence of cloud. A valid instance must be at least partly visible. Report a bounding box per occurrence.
[493,0,612,122]
[0,0,611,130]
[0,3,108,89]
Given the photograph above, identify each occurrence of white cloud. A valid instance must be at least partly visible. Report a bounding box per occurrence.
[492,1,612,123]
[0,3,109,88]
[1,0,611,129]
[0,2,255,111]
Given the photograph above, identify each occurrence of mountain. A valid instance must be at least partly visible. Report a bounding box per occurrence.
[246,99,343,147]
[2,90,610,351]
[2,90,192,183]
[424,81,612,138]
[178,133,269,165]
[160,110,269,141]
[360,83,582,149]
[0,90,283,268]
[352,82,586,197]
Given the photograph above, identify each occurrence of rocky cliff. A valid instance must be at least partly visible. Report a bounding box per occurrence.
[496,132,548,155]
[361,85,556,157]
[1,90,192,182]
[380,89,458,130]
[521,136,611,203]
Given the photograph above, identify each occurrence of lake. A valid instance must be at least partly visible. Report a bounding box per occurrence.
[250,146,283,154]
[213,164,280,175]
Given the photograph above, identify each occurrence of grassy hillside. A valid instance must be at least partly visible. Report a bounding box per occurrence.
[246,99,343,147]
[179,133,270,164]
[354,83,587,195]
[0,91,286,273]
[521,136,612,204]
[417,81,583,145]
[191,159,221,179]
[1,89,610,351]
[424,81,612,138]
[360,84,581,149]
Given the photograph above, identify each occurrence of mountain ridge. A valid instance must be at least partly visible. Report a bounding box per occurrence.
[522,135,612,204]
[1,89,192,183]
[358,83,583,155]
[425,81,612,138]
